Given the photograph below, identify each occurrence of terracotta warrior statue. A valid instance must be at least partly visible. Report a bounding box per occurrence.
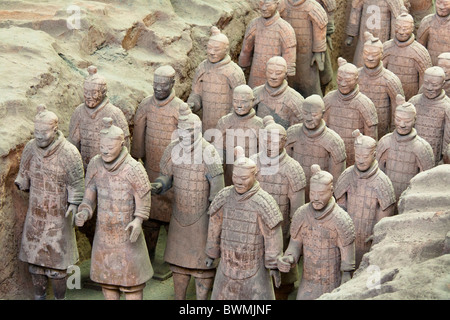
[239,0,297,88]
[359,31,404,138]
[131,65,183,279]
[214,84,264,186]
[417,0,450,66]
[253,56,304,129]
[75,118,153,300]
[69,65,130,170]
[250,116,306,299]
[409,66,450,165]
[286,94,346,201]
[278,0,329,97]
[205,146,284,300]
[278,164,356,300]
[323,57,378,166]
[15,105,84,300]
[187,26,246,134]
[377,95,435,201]
[334,130,396,268]
[420,52,450,97]
[151,103,224,300]
[382,9,432,101]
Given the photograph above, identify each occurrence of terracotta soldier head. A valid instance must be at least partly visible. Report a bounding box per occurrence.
[232,146,257,194]
[207,26,229,64]
[394,95,416,136]
[302,94,325,131]
[352,129,377,172]
[259,0,279,19]
[309,164,334,211]
[84,65,107,109]
[422,66,446,100]
[362,32,383,70]
[99,117,125,163]
[436,0,450,18]
[153,65,176,101]
[34,104,59,149]
[177,103,202,148]
[266,56,287,89]
[437,53,450,82]
[233,84,255,116]
[261,116,286,158]
[337,57,359,95]
[394,10,414,43]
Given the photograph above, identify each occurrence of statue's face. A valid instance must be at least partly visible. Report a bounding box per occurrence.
[207,39,227,64]
[266,62,286,88]
[436,0,450,17]
[363,45,383,69]
[177,125,200,147]
[310,182,332,211]
[395,20,414,42]
[259,0,278,19]
[84,85,105,109]
[233,92,254,116]
[262,131,285,158]
[423,74,444,99]
[302,104,323,130]
[354,147,375,172]
[395,110,415,136]
[438,58,450,81]
[337,71,358,95]
[153,76,174,100]
[99,137,123,163]
[34,122,57,149]
[232,166,256,194]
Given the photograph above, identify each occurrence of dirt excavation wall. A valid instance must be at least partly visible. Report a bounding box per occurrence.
[0,0,448,300]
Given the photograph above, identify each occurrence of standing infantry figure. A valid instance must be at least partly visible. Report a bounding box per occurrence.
[324,57,378,166]
[253,56,304,129]
[131,65,183,279]
[278,165,356,300]
[345,0,404,67]
[250,116,306,299]
[334,130,396,268]
[420,52,450,96]
[278,0,329,97]
[417,0,450,66]
[75,118,153,300]
[382,10,432,100]
[286,94,346,201]
[409,66,450,165]
[377,95,435,201]
[359,31,404,138]
[151,103,225,300]
[187,26,246,134]
[239,0,297,88]
[15,105,85,300]
[205,146,283,300]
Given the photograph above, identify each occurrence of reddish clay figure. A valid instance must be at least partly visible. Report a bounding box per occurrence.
[382,10,432,101]
[377,95,435,201]
[15,105,84,300]
[205,146,284,300]
[420,52,450,96]
[278,164,356,300]
[417,0,450,66]
[345,0,404,67]
[323,57,378,167]
[250,116,306,299]
[278,0,328,97]
[69,66,130,170]
[131,65,182,278]
[151,103,224,300]
[408,0,435,32]
[75,118,153,300]
[253,56,304,129]
[409,66,450,164]
[286,94,346,201]
[359,31,404,138]
[215,85,264,185]
[239,0,297,88]
[188,27,246,134]
[334,130,396,268]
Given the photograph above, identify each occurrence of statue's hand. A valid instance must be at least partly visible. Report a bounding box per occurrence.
[205,257,215,268]
[345,35,354,46]
[277,255,294,273]
[75,209,89,227]
[65,204,78,226]
[311,52,325,71]
[151,182,163,195]
[125,217,143,243]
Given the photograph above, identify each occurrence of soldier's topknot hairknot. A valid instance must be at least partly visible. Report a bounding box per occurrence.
[263,115,275,127]
[87,65,98,76]
[352,129,361,139]
[395,94,406,106]
[36,104,47,115]
[102,117,113,129]
[234,146,245,160]
[311,164,321,176]
[338,57,347,67]
[179,102,192,117]
[211,26,220,36]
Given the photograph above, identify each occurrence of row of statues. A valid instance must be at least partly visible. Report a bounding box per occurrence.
[14,0,450,301]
